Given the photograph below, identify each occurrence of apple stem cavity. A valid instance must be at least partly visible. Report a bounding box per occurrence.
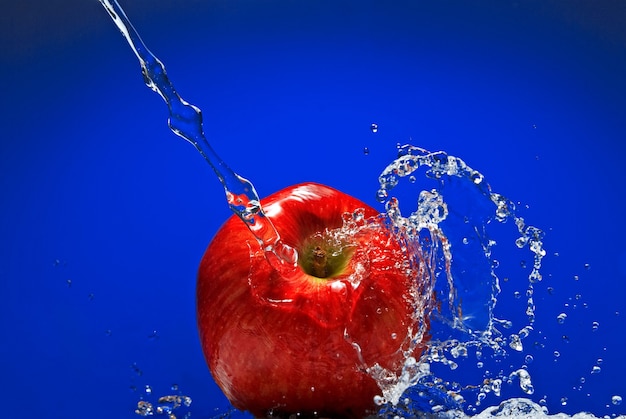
[299,235,354,280]
[311,246,329,278]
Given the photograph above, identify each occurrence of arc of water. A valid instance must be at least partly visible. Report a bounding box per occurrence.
[98,0,297,268]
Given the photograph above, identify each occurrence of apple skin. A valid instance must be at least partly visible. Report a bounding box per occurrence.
[197,182,425,418]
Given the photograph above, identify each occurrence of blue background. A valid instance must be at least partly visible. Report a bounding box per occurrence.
[1,0,625,417]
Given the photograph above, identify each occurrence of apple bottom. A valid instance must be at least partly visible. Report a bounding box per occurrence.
[211,305,383,418]
[197,183,424,418]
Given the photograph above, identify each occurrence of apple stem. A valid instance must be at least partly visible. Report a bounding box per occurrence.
[312,246,328,278]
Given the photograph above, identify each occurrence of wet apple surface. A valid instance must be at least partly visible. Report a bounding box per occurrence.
[197,183,429,418]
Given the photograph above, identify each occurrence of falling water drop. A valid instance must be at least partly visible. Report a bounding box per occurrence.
[511,369,534,395]
[509,334,523,352]
[370,123,379,133]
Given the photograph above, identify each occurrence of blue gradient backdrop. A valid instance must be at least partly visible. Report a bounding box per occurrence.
[1,1,625,417]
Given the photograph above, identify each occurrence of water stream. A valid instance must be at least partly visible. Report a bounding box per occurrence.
[99,0,297,273]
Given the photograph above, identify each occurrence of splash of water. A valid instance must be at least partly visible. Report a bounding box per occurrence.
[135,394,192,418]
[368,144,547,413]
[98,0,296,272]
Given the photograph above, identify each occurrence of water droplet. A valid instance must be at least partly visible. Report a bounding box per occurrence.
[612,395,622,406]
[583,263,591,270]
[476,361,484,368]
[135,401,154,416]
[376,189,388,203]
[145,385,152,394]
[514,291,521,299]
[390,332,397,340]
[512,369,534,395]
[370,123,378,133]
[450,343,468,358]
[532,124,537,129]
[573,275,579,281]
[591,321,600,331]
[477,392,486,405]
[556,313,567,324]
[148,330,159,340]
[171,383,179,391]
[66,279,72,288]
[560,397,568,406]
[509,334,523,352]
[363,147,370,155]
[519,325,532,339]
[579,377,586,384]
[310,386,315,392]
[591,366,601,374]
[597,358,604,365]
[515,237,528,248]
[524,355,534,364]
[553,351,561,358]
[408,175,416,183]
[490,379,502,397]
[562,335,570,343]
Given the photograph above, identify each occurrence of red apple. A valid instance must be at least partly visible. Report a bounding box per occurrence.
[197,182,427,418]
